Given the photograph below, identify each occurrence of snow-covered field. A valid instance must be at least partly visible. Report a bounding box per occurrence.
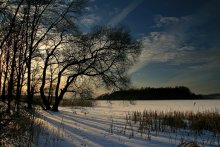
[35,100,220,147]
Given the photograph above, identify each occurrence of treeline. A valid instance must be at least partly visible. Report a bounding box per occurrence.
[97,86,203,100]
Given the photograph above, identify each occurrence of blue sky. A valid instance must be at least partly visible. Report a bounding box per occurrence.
[80,0,220,94]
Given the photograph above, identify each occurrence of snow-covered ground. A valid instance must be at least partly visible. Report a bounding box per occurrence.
[35,100,220,147]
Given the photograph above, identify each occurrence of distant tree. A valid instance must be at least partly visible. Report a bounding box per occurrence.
[97,86,200,100]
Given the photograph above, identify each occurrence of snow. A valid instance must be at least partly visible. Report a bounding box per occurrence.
[35,100,220,147]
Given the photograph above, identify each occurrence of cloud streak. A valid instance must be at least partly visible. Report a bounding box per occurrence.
[108,0,143,26]
[128,30,195,75]
[128,1,220,76]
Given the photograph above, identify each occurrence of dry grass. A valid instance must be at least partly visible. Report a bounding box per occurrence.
[60,99,97,107]
[131,110,220,134]
[127,109,220,146]
[178,140,200,147]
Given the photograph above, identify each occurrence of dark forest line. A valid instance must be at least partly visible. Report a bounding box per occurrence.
[96,86,212,100]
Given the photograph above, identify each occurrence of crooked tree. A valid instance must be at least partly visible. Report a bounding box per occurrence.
[52,26,141,111]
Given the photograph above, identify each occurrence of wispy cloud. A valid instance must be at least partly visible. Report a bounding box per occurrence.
[80,14,100,27]
[128,30,195,75]
[108,0,144,26]
[128,1,220,76]
[154,15,183,28]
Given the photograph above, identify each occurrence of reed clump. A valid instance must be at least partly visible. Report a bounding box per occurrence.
[128,109,220,146]
[131,110,220,134]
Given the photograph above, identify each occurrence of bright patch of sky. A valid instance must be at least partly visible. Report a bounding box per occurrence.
[79,0,220,94]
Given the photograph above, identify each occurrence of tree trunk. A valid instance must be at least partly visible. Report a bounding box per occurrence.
[2,49,10,102]
[1,72,7,102]
[7,45,17,113]
[27,58,32,109]
[16,46,24,115]
[39,65,51,109]
[40,88,51,110]
[40,57,51,110]
[16,81,21,115]
[51,99,60,111]
[16,66,22,115]
[52,76,75,111]
[52,89,66,111]
[48,76,53,105]
[0,52,2,95]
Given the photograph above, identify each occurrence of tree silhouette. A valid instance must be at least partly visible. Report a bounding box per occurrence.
[97,86,202,100]
[0,0,141,112]
[51,26,141,111]
[0,0,87,111]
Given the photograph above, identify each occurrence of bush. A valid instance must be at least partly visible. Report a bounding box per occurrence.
[0,101,39,146]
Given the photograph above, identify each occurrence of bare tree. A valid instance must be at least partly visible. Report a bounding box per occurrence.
[0,0,87,110]
[51,26,141,111]
[39,32,64,109]
[1,0,141,113]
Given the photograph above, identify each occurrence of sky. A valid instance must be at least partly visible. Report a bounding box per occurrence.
[80,0,220,94]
